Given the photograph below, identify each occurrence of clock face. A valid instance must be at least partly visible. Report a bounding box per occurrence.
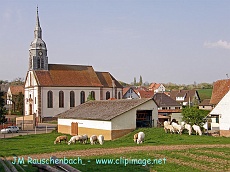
[39,51,43,56]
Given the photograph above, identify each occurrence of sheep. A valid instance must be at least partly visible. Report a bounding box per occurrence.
[90,135,98,145]
[163,121,174,134]
[68,135,82,145]
[192,124,202,136]
[133,132,145,144]
[98,135,104,145]
[171,122,183,135]
[181,121,192,135]
[82,134,88,144]
[54,135,68,144]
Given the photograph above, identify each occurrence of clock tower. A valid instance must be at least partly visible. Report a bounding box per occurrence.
[29,7,48,71]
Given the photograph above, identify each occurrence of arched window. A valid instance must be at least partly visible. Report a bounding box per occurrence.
[37,58,41,68]
[41,58,44,68]
[91,91,95,100]
[47,91,53,108]
[80,91,85,104]
[106,91,110,100]
[70,91,75,107]
[59,91,64,108]
[118,92,121,99]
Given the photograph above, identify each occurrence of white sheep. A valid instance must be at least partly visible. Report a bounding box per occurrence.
[164,121,174,134]
[192,124,202,136]
[171,122,183,135]
[181,122,192,135]
[133,132,145,144]
[98,135,104,145]
[68,135,83,145]
[90,135,98,145]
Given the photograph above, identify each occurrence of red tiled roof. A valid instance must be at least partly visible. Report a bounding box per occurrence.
[210,79,230,105]
[9,85,24,95]
[138,90,155,98]
[169,90,199,103]
[34,64,122,88]
[149,83,161,90]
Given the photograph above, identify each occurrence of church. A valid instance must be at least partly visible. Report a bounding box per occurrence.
[24,8,123,122]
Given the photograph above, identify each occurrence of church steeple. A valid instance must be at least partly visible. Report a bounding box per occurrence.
[29,7,48,71]
[34,6,42,39]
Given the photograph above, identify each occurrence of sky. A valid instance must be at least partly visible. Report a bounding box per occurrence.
[1,0,230,85]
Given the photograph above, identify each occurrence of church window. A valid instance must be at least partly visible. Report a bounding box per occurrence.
[118,92,121,99]
[41,58,44,68]
[47,91,53,108]
[80,91,85,104]
[106,91,110,100]
[37,58,41,68]
[59,91,64,108]
[70,91,75,107]
[91,91,95,100]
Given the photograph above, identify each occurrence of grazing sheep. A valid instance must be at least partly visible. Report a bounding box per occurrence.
[90,135,98,145]
[164,121,174,134]
[181,122,192,135]
[192,125,202,136]
[82,134,88,144]
[171,122,183,135]
[54,135,68,144]
[133,132,145,144]
[98,135,104,145]
[68,135,82,145]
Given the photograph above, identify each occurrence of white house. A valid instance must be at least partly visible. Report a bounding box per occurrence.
[24,8,123,122]
[148,83,165,93]
[57,98,158,140]
[209,90,230,137]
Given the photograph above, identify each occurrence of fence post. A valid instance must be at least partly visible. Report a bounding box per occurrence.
[35,126,36,134]
[46,125,47,133]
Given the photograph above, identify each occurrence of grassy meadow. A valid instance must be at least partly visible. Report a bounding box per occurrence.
[0,128,229,172]
[197,89,213,101]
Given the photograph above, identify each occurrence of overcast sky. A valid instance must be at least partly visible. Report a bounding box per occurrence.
[1,0,230,84]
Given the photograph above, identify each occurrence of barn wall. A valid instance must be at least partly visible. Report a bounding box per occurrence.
[78,127,112,140]
[111,129,134,140]
[58,124,71,134]
[220,130,230,137]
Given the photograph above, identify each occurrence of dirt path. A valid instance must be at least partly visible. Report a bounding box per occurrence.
[6,144,230,160]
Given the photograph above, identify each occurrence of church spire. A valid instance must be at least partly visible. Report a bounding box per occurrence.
[34,6,42,39]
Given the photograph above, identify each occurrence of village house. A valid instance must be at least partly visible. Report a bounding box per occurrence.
[153,93,182,125]
[148,83,165,93]
[169,90,201,106]
[205,79,230,135]
[6,85,24,112]
[24,8,123,122]
[199,99,213,110]
[57,98,158,140]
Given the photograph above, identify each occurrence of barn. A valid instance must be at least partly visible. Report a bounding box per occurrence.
[56,98,158,140]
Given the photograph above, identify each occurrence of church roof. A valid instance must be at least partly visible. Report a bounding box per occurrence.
[56,98,153,120]
[34,64,122,88]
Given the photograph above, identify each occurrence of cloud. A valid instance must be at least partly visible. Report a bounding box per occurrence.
[204,40,230,50]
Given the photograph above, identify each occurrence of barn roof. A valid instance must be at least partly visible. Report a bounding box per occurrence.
[56,98,154,121]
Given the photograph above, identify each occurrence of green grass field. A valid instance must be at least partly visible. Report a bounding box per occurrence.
[0,128,229,172]
[197,89,213,101]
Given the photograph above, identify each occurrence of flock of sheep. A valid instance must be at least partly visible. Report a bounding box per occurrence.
[53,121,202,146]
[54,134,104,145]
[164,121,202,136]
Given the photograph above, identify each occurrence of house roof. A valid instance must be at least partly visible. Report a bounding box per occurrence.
[137,90,155,98]
[56,98,154,121]
[199,99,211,106]
[9,85,24,95]
[210,79,230,105]
[149,83,161,90]
[33,64,122,88]
[153,93,181,107]
[169,90,199,102]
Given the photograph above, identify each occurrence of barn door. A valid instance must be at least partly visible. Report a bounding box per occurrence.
[71,122,78,135]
